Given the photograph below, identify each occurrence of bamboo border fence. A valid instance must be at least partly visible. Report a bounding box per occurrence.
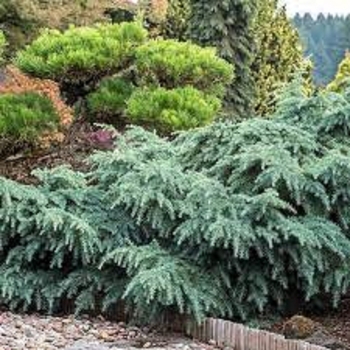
[98,302,330,350]
[186,318,328,350]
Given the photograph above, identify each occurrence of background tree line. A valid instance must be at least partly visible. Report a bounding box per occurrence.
[294,13,350,86]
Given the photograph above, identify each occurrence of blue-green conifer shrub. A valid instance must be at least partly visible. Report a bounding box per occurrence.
[2,77,350,323]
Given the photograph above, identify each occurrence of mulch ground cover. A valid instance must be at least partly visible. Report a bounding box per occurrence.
[0,120,112,184]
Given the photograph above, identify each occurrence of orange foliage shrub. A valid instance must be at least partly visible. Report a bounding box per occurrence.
[0,66,74,149]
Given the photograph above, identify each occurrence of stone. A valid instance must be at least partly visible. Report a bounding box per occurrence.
[23,326,35,338]
[223,347,234,350]
[81,324,91,333]
[0,311,210,350]
[283,315,319,339]
[128,330,137,338]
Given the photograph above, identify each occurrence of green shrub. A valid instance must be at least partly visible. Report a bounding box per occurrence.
[87,78,135,120]
[86,39,233,132]
[126,86,221,131]
[0,92,60,154]
[134,39,233,96]
[3,80,350,322]
[15,22,147,84]
[16,23,233,133]
[0,31,6,65]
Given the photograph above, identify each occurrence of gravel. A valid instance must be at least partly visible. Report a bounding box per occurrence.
[0,312,210,350]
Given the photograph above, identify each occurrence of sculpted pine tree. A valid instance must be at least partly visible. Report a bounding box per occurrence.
[188,0,257,119]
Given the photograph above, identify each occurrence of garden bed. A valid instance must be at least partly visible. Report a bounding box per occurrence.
[0,120,106,184]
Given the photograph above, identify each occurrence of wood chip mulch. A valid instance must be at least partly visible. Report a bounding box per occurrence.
[0,120,112,184]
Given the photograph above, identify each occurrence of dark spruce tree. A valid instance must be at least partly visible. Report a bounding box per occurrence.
[188,0,258,119]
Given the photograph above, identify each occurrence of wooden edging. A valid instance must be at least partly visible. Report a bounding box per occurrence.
[186,318,327,350]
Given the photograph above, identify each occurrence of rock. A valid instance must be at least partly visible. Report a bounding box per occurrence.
[283,315,319,339]
[98,330,111,340]
[142,327,150,334]
[128,330,137,338]
[208,339,217,346]
[223,347,234,350]
[64,341,110,350]
[0,311,210,350]
[81,324,91,333]
[23,326,35,338]
[129,326,140,332]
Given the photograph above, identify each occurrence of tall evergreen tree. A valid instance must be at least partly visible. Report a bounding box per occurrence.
[328,53,350,92]
[188,0,258,119]
[161,0,191,40]
[252,0,304,115]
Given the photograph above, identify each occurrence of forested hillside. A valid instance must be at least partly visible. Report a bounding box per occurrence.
[293,13,350,85]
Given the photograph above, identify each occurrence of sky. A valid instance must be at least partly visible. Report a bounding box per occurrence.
[281,0,350,17]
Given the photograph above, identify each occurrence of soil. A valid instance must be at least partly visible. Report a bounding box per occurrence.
[0,120,113,184]
[269,298,350,348]
[313,298,350,347]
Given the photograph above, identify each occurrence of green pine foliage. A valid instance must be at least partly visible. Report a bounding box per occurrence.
[86,39,233,132]
[15,22,147,90]
[16,22,232,133]
[0,92,60,155]
[134,40,233,96]
[188,0,257,119]
[87,78,135,121]
[2,78,350,323]
[126,86,220,132]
